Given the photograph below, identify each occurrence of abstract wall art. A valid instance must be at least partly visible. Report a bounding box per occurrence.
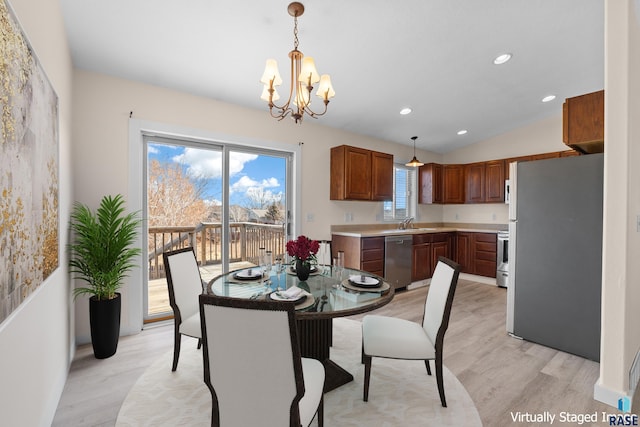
[1,0,59,324]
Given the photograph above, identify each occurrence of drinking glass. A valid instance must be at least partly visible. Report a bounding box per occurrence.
[333,252,344,288]
[274,257,283,291]
[320,241,330,276]
[263,251,273,292]
[258,247,266,288]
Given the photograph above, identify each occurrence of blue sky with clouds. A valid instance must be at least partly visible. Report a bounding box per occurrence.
[148,142,285,206]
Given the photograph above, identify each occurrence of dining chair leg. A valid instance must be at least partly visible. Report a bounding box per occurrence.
[363,355,372,402]
[435,353,447,407]
[317,395,324,427]
[425,359,432,376]
[172,328,181,372]
[197,338,202,349]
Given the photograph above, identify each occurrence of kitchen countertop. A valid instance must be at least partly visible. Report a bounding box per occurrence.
[331,224,506,238]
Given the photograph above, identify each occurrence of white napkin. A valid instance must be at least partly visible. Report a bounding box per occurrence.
[280,286,303,299]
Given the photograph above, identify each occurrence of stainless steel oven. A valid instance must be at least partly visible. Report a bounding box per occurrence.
[496,230,509,288]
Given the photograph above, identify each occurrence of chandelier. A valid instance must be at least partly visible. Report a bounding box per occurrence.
[260,2,335,123]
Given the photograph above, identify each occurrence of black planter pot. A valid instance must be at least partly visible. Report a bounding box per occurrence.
[89,293,121,359]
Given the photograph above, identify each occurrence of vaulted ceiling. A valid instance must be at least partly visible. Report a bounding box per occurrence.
[60,0,604,153]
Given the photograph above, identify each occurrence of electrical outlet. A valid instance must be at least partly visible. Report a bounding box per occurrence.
[306,213,315,222]
[492,213,497,221]
[455,213,459,220]
[345,212,353,222]
[637,214,640,232]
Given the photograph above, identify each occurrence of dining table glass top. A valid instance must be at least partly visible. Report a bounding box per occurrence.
[206,264,394,318]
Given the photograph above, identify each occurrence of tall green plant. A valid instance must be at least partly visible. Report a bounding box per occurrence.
[69,194,142,301]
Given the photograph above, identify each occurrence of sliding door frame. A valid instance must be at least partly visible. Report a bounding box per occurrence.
[128,119,301,332]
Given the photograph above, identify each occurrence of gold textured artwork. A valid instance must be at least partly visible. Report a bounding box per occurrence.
[1,0,59,324]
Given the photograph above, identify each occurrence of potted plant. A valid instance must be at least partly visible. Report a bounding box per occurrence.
[285,235,319,281]
[69,194,142,359]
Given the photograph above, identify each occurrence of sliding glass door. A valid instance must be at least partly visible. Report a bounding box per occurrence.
[143,135,292,322]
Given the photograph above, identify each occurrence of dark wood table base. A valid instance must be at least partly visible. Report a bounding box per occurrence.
[297,318,353,392]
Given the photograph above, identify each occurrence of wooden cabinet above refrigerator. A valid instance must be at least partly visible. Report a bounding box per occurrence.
[562,90,604,154]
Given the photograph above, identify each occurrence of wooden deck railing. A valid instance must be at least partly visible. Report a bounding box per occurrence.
[148,222,286,279]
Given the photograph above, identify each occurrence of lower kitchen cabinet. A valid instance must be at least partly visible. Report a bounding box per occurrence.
[331,235,385,277]
[412,233,454,281]
[456,232,497,278]
[361,237,385,276]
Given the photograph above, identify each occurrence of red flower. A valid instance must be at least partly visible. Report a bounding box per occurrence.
[286,235,319,262]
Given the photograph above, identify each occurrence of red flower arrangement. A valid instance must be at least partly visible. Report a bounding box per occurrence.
[286,235,319,263]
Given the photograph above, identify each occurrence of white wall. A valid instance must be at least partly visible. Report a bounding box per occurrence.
[441,113,570,225]
[0,0,74,425]
[71,70,444,343]
[596,0,640,406]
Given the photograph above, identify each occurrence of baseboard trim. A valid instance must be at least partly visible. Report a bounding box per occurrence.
[460,273,497,286]
[594,378,632,411]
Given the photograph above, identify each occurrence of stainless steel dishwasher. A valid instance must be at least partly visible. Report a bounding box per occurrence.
[384,235,413,289]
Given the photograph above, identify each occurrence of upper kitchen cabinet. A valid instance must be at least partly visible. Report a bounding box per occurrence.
[418,163,443,204]
[371,150,394,201]
[330,145,393,201]
[562,90,604,154]
[465,162,485,203]
[443,164,465,204]
[484,160,505,203]
[465,160,504,203]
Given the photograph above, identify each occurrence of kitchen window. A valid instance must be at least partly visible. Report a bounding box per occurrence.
[383,165,416,221]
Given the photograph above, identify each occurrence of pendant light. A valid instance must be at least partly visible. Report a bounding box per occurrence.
[405,136,424,167]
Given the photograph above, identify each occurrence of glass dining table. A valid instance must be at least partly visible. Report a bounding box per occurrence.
[207,264,395,392]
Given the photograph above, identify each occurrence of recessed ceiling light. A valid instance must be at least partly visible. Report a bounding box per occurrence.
[493,53,512,65]
[542,95,556,103]
[399,107,412,115]
[457,130,468,135]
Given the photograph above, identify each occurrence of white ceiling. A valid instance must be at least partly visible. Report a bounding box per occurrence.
[59,0,604,153]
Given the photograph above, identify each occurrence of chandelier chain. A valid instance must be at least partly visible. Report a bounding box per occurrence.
[293,16,299,50]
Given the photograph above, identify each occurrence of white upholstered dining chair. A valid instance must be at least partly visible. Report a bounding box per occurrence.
[199,294,325,427]
[163,247,203,371]
[361,256,461,407]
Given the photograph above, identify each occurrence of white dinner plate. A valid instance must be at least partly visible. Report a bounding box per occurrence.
[348,275,381,288]
[233,269,263,280]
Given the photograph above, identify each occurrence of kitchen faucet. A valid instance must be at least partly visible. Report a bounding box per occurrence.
[399,217,414,230]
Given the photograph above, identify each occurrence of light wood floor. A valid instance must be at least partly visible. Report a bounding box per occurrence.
[54,279,618,426]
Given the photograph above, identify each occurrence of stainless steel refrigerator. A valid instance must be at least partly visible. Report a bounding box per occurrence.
[506,153,603,361]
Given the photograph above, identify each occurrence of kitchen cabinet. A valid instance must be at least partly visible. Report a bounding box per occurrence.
[330,145,393,201]
[443,165,465,204]
[465,160,504,203]
[473,233,497,277]
[456,232,473,274]
[418,163,443,204]
[371,151,394,201]
[412,232,453,281]
[412,236,431,282]
[456,232,497,278]
[530,152,560,161]
[361,237,385,276]
[465,162,485,203]
[484,160,505,203]
[562,90,604,154]
[331,234,385,277]
[560,149,580,157]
